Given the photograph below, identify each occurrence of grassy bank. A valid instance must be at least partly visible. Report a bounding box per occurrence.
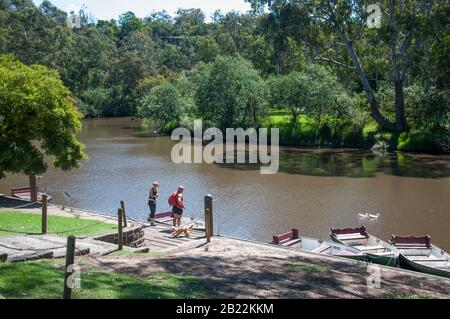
[0,211,117,237]
[265,110,446,152]
[156,109,447,153]
[0,259,212,299]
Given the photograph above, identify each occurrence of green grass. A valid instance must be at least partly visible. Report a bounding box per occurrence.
[0,259,213,299]
[284,262,329,273]
[0,211,117,237]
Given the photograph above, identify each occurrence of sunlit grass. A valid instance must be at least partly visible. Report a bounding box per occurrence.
[0,259,212,299]
[0,211,117,237]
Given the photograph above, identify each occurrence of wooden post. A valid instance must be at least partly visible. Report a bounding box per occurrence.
[29,174,37,202]
[63,236,76,299]
[41,194,48,234]
[118,208,123,250]
[204,194,213,243]
[120,201,127,228]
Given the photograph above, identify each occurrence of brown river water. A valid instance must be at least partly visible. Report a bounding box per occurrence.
[1,117,449,249]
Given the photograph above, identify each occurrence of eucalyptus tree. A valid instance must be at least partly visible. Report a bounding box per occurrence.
[249,0,447,132]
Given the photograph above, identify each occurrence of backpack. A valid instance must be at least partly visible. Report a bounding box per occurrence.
[168,192,178,206]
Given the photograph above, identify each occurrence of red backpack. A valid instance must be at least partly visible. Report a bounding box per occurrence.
[168,192,178,206]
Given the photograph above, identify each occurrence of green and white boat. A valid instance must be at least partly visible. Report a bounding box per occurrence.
[330,226,399,267]
[390,235,450,278]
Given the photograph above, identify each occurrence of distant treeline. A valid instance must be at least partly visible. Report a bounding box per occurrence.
[0,0,449,152]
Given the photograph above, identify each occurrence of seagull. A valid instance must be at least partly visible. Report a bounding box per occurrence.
[369,213,380,219]
[358,213,369,219]
[64,191,71,198]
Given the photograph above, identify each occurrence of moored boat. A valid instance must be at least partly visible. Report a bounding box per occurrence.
[11,187,52,203]
[330,226,399,267]
[270,229,366,262]
[390,235,450,278]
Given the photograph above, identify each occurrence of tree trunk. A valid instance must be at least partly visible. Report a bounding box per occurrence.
[394,80,408,132]
[29,174,37,202]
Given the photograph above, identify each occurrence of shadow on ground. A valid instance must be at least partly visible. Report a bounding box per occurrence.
[94,252,450,299]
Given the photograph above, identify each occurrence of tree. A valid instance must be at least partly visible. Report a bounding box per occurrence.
[0,55,85,178]
[119,11,145,39]
[195,56,269,129]
[137,83,187,126]
[270,64,351,125]
[194,36,220,63]
[250,0,447,132]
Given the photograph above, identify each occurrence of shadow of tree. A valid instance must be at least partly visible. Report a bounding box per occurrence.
[96,252,450,299]
[0,196,41,209]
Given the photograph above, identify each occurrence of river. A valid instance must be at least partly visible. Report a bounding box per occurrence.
[1,117,449,249]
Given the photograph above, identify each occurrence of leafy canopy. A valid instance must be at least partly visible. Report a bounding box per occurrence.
[0,55,85,178]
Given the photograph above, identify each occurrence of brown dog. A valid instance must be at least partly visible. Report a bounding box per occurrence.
[171,224,194,237]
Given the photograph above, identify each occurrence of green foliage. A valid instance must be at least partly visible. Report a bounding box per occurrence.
[0,1,448,153]
[397,131,443,153]
[269,64,352,124]
[0,55,85,178]
[195,56,269,129]
[137,83,187,126]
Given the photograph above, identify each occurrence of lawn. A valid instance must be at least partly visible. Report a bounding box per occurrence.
[0,211,117,237]
[0,259,213,299]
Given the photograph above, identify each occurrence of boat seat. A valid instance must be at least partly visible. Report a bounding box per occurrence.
[354,245,385,251]
[281,239,301,247]
[336,233,367,241]
[410,257,448,262]
[394,244,429,249]
[375,252,395,256]
[416,261,449,268]
[311,244,331,254]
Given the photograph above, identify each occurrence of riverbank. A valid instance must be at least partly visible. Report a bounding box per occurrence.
[1,202,449,299]
[157,110,449,154]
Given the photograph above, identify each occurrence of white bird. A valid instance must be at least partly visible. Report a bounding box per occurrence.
[369,213,380,219]
[358,213,369,219]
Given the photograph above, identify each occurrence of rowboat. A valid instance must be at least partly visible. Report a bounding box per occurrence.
[11,187,52,202]
[153,211,205,231]
[330,226,399,267]
[270,229,366,262]
[390,235,450,278]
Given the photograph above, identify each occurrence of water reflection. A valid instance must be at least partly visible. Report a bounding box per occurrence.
[218,149,450,179]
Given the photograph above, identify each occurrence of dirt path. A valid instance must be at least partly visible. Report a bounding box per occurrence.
[83,236,450,299]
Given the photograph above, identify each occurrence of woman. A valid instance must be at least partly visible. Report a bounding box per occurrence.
[147,181,159,226]
[170,186,185,227]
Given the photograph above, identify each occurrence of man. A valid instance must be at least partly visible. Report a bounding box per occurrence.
[170,186,185,227]
[147,181,159,226]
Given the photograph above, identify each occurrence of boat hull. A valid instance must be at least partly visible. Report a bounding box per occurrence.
[366,253,397,267]
[331,234,398,267]
[398,253,449,278]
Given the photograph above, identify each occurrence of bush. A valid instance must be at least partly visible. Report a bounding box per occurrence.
[137,82,187,126]
[397,131,443,152]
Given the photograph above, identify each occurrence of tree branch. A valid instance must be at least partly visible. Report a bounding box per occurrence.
[314,56,355,69]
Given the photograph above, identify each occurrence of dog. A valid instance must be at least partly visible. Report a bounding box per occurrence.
[171,224,194,237]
